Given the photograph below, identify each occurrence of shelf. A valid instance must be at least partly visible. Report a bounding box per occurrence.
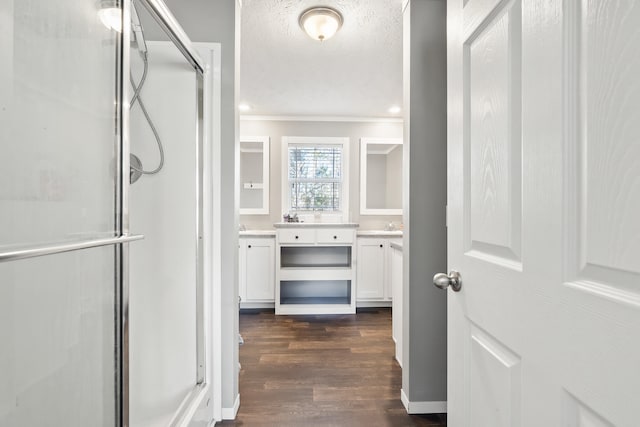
[280,280,351,300]
[280,246,351,268]
[279,268,352,282]
[276,304,355,315]
[280,297,351,305]
[280,265,352,270]
[243,182,263,189]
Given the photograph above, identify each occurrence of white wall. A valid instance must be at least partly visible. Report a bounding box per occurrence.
[239,119,404,230]
[160,0,241,417]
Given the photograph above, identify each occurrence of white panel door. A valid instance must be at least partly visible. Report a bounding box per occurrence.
[447,0,640,425]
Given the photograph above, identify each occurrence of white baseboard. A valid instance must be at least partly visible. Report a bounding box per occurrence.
[221,394,240,420]
[356,300,392,308]
[240,302,274,310]
[401,389,446,414]
[395,355,402,368]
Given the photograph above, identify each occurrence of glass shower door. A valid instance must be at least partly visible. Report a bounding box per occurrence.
[0,1,128,425]
[127,1,208,424]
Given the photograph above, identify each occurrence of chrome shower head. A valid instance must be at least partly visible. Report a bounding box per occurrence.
[131,2,148,56]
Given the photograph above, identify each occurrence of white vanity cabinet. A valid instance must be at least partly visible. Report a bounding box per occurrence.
[275,223,358,315]
[356,232,403,365]
[239,234,275,308]
[355,233,402,306]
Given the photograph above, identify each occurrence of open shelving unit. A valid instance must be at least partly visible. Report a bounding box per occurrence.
[275,224,357,315]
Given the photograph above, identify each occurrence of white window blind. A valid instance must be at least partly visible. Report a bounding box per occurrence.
[288,144,342,211]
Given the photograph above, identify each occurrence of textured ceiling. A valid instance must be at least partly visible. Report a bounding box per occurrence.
[240,0,403,118]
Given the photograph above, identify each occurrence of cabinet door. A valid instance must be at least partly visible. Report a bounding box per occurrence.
[390,246,403,366]
[356,239,385,299]
[384,238,402,300]
[239,240,247,302]
[245,238,275,301]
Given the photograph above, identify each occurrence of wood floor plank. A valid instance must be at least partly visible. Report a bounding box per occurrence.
[313,385,399,401]
[217,309,446,426]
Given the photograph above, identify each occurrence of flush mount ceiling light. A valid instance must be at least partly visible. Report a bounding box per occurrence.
[299,7,343,41]
[98,0,122,32]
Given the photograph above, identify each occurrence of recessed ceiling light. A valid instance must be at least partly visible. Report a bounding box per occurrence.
[238,104,251,112]
[388,105,401,114]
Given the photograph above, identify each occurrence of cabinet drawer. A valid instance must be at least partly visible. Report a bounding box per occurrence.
[278,229,315,244]
[317,229,354,244]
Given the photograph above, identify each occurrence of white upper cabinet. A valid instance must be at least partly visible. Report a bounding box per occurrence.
[359,137,403,215]
[239,136,270,215]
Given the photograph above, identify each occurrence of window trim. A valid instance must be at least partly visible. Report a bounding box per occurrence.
[281,136,350,222]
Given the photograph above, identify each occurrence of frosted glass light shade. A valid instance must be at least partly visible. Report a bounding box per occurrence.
[299,7,343,41]
[98,0,122,32]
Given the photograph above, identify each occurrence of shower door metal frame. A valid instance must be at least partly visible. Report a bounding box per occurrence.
[136,0,204,74]
[119,2,131,425]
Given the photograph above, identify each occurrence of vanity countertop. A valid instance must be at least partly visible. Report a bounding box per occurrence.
[239,230,276,237]
[357,230,403,237]
[390,241,403,251]
[273,222,359,229]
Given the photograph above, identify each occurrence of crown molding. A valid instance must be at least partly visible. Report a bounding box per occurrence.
[240,115,404,124]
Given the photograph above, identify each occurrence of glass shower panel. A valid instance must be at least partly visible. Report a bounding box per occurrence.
[128,4,200,424]
[0,246,117,426]
[0,0,120,248]
[0,0,123,425]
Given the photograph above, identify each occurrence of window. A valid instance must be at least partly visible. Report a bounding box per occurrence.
[282,137,349,220]
[289,144,342,211]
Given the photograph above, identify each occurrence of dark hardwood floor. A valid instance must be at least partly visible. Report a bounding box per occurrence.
[218,308,446,426]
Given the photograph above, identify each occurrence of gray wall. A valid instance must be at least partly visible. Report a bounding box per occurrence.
[402,0,448,406]
[239,119,404,230]
[162,0,240,413]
